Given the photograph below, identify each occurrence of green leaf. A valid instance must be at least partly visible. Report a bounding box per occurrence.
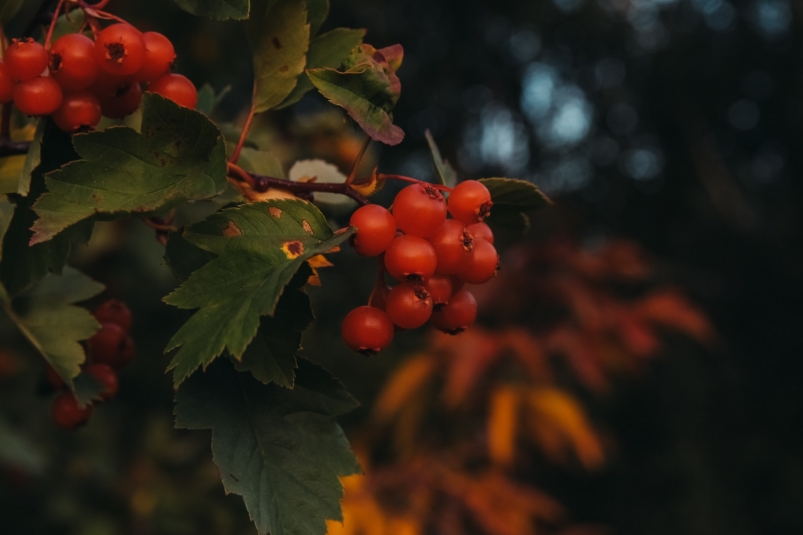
[164,231,217,282]
[173,0,249,20]
[278,28,365,109]
[0,0,22,25]
[17,119,45,196]
[2,267,103,390]
[239,147,284,178]
[1,121,93,296]
[30,94,227,244]
[248,0,310,113]
[233,266,313,387]
[163,199,354,386]
[478,177,552,232]
[0,156,25,195]
[174,358,360,535]
[308,66,404,145]
[0,197,13,263]
[425,130,457,187]
[0,417,46,474]
[306,0,329,37]
[196,83,231,116]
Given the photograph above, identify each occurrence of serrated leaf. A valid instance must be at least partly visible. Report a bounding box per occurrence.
[240,147,284,178]
[350,167,385,197]
[1,121,93,296]
[164,231,217,282]
[30,94,227,244]
[0,0,22,25]
[248,0,310,113]
[173,0,249,20]
[3,268,103,390]
[163,199,354,386]
[308,67,404,145]
[175,357,360,535]
[73,373,106,407]
[425,130,457,187]
[478,177,551,232]
[306,0,329,37]
[17,119,45,196]
[233,267,312,387]
[196,83,231,116]
[278,28,365,109]
[288,159,352,205]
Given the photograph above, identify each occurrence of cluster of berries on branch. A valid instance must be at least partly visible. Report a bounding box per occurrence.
[342,180,497,355]
[0,11,197,133]
[48,299,135,430]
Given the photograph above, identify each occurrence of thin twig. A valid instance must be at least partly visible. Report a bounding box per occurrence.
[229,105,256,164]
[378,173,452,191]
[44,0,66,49]
[345,136,371,185]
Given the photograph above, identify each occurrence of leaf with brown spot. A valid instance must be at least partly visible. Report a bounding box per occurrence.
[223,221,242,237]
[163,199,355,387]
[302,220,313,234]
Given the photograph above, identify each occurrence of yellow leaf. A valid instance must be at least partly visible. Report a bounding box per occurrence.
[487,386,520,467]
[351,167,385,197]
[373,354,437,423]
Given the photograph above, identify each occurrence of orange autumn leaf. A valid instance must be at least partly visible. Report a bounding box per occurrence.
[634,290,715,343]
[373,354,437,423]
[487,386,520,467]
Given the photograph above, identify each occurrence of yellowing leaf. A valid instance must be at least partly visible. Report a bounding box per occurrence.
[487,386,520,467]
[373,354,437,423]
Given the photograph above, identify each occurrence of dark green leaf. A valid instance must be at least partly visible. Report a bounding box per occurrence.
[308,66,404,145]
[164,231,217,282]
[73,373,106,407]
[174,358,360,535]
[306,0,329,37]
[278,28,365,109]
[425,130,457,187]
[163,199,354,386]
[247,0,310,113]
[239,147,284,178]
[173,0,249,20]
[4,268,103,390]
[0,0,22,25]
[233,266,313,387]
[0,417,46,474]
[479,177,552,232]
[0,157,23,195]
[0,198,12,264]
[30,94,227,244]
[196,83,231,116]
[17,119,45,196]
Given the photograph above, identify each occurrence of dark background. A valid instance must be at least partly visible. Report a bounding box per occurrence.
[2,0,803,533]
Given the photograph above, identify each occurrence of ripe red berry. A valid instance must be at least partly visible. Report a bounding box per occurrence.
[424,274,454,308]
[13,77,62,116]
[5,38,48,81]
[431,289,477,334]
[88,323,135,369]
[147,74,197,109]
[52,92,101,132]
[341,306,394,355]
[384,235,437,282]
[94,24,146,76]
[451,275,465,293]
[448,180,493,224]
[0,61,14,103]
[349,204,397,257]
[136,32,176,82]
[94,299,133,332]
[85,363,119,401]
[49,33,99,91]
[392,183,447,238]
[457,238,498,284]
[386,282,433,329]
[98,82,142,118]
[428,219,474,275]
[467,222,494,245]
[51,392,92,430]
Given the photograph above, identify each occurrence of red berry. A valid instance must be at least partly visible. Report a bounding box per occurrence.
[98,82,142,118]
[13,77,62,116]
[49,33,99,91]
[386,282,433,329]
[431,289,477,334]
[0,61,14,103]
[94,24,146,76]
[392,183,447,238]
[5,38,48,81]
[428,219,474,275]
[451,275,465,293]
[52,92,101,132]
[384,235,437,282]
[467,222,494,245]
[136,32,175,82]
[88,323,135,369]
[93,299,133,333]
[349,204,397,257]
[341,306,394,355]
[51,392,92,429]
[85,363,119,401]
[448,180,493,224]
[423,274,454,308]
[147,74,197,109]
[457,238,498,284]
[45,365,65,389]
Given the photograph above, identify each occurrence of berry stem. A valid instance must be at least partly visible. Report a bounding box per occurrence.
[226,162,371,206]
[345,136,371,186]
[229,104,256,165]
[378,173,452,192]
[44,0,67,49]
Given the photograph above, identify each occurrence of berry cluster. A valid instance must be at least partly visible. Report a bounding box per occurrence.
[48,299,136,430]
[342,180,497,355]
[0,23,197,133]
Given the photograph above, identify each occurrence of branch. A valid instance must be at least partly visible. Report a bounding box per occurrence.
[0,140,32,157]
